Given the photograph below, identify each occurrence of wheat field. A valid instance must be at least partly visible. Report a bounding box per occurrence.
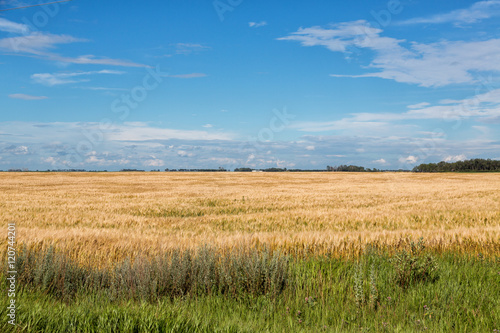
[1,172,499,266]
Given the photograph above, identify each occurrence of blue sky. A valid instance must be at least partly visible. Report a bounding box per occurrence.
[0,0,499,170]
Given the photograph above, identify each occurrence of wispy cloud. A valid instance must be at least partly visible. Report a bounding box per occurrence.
[278,20,402,53]
[403,88,500,121]
[249,21,267,28]
[1,121,498,170]
[8,93,48,100]
[166,73,207,79]
[291,87,500,134]
[0,121,235,145]
[143,159,164,167]
[3,145,29,155]
[107,122,230,141]
[444,154,467,162]
[31,73,81,86]
[177,150,194,157]
[0,17,148,67]
[78,86,129,91]
[372,158,388,165]
[0,32,86,55]
[397,0,500,26]
[51,55,148,67]
[407,102,431,109]
[152,43,211,58]
[279,20,500,87]
[0,17,30,34]
[398,155,419,164]
[175,43,210,55]
[290,119,395,134]
[31,70,125,86]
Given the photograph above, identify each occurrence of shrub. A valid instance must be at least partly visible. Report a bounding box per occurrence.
[390,237,439,289]
[353,246,381,310]
[8,244,289,302]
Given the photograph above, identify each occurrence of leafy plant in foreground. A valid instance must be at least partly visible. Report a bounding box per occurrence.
[353,246,381,310]
[390,237,439,289]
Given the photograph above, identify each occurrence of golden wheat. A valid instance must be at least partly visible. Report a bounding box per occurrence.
[1,172,499,266]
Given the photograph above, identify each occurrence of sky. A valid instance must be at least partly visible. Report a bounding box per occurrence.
[0,0,499,171]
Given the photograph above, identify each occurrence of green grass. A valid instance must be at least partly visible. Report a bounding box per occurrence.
[1,242,499,332]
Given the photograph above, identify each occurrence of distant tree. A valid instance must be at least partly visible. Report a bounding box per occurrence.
[412,158,500,172]
[327,165,366,172]
[263,168,287,172]
[234,168,253,172]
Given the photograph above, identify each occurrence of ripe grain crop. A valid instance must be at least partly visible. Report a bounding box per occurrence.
[1,172,499,266]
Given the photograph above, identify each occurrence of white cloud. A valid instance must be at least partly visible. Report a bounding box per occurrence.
[292,87,500,135]
[305,145,315,151]
[278,20,401,53]
[407,102,430,109]
[174,43,210,55]
[31,70,125,86]
[4,145,29,155]
[31,73,81,86]
[85,156,100,163]
[9,93,47,100]
[42,156,57,165]
[444,154,467,162]
[16,146,28,155]
[398,1,500,26]
[398,155,419,164]
[177,150,194,157]
[53,55,148,67]
[275,159,295,168]
[417,90,498,120]
[0,122,234,145]
[404,88,500,120]
[279,20,500,87]
[289,118,399,135]
[0,18,147,67]
[209,157,239,165]
[0,32,85,54]
[472,126,490,134]
[0,121,497,171]
[79,87,129,91]
[202,124,213,128]
[107,123,233,141]
[0,18,30,34]
[249,21,267,28]
[85,155,131,166]
[373,158,388,165]
[95,70,124,75]
[143,159,164,167]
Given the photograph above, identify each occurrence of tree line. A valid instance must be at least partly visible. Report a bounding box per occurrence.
[412,159,500,172]
[6,158,499,173]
